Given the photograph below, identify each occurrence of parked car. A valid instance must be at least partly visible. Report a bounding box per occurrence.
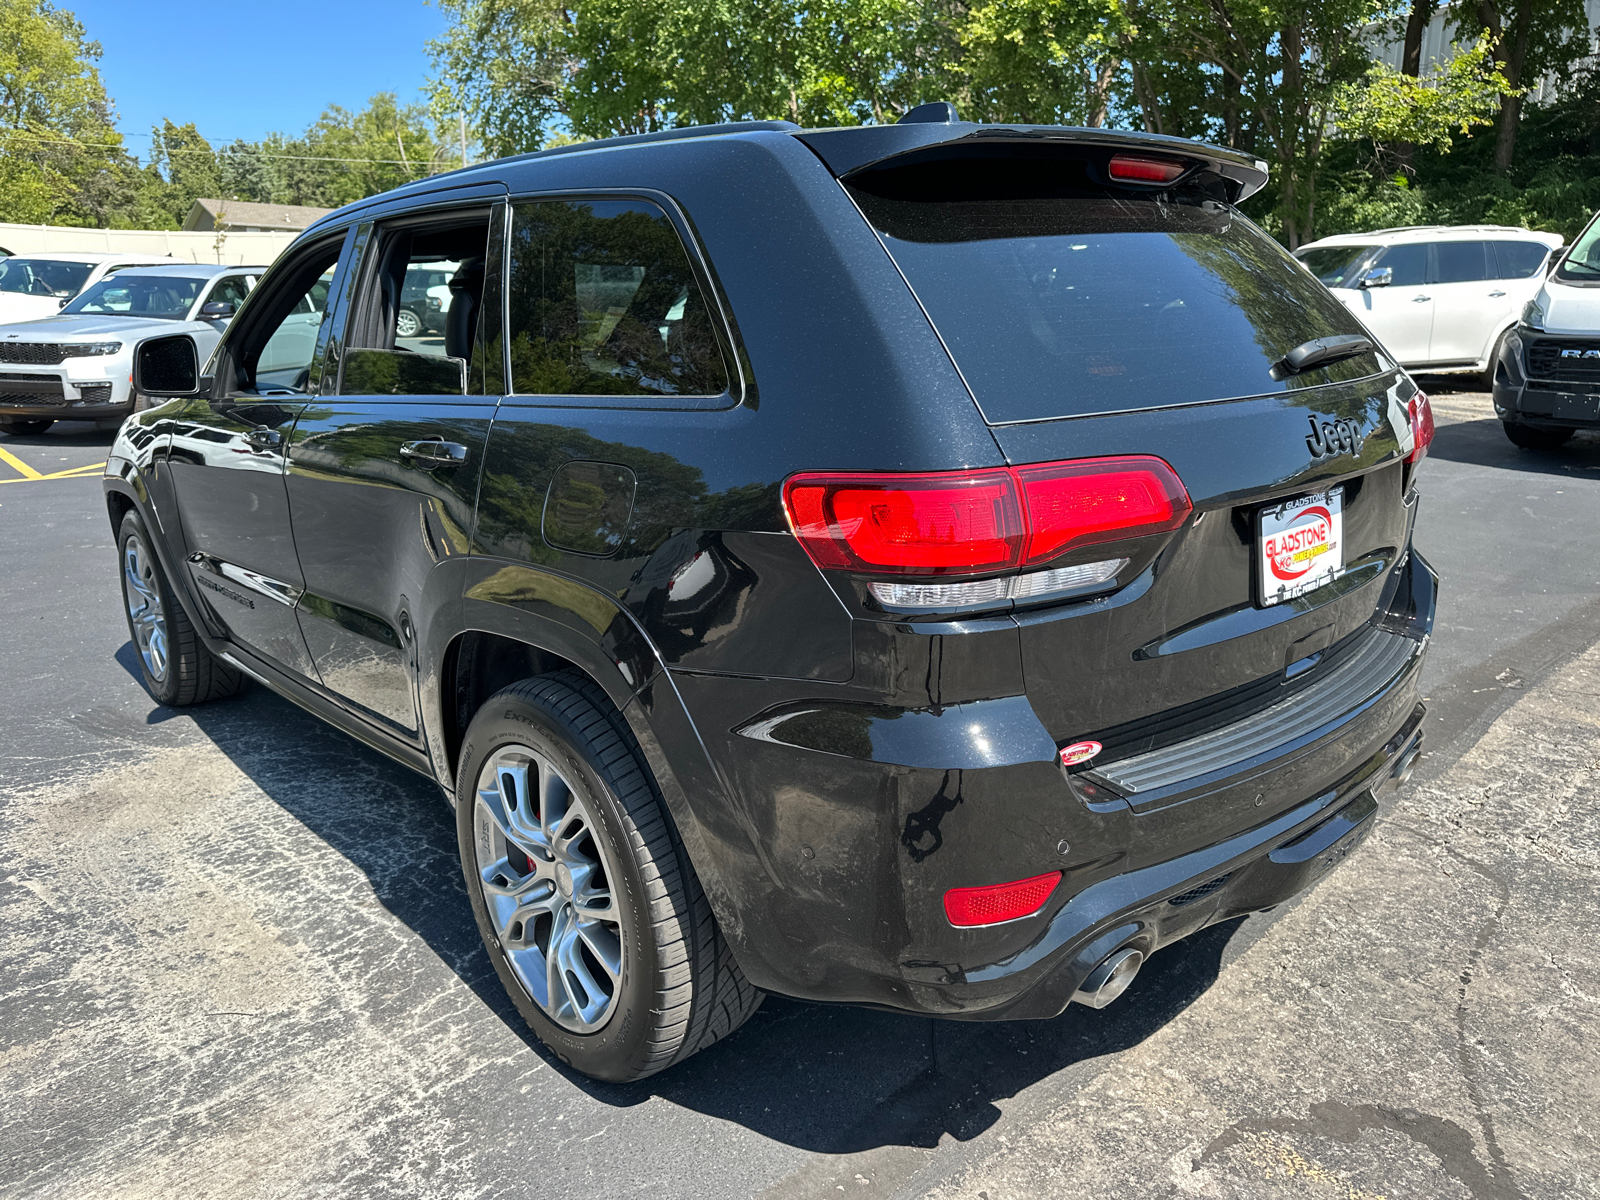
[397,261,458,338]
[1492,208,1600,449]
[105,112,1437,1083]
[1295,225,1564,388]
[0,252,179,326]
[0,264,265,436]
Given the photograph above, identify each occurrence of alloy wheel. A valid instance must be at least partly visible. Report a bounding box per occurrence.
[123,531,169,683]
[396,309,421,337]
[473,745,626,1033]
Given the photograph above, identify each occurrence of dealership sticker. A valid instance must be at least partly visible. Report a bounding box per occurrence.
[1258,487,1344,606]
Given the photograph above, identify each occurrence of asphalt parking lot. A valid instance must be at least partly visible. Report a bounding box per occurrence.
[3,386,1599,1199]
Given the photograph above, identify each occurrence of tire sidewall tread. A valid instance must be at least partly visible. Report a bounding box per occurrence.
[455,670,758,1082]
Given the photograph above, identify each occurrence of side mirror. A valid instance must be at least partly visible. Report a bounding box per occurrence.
[57,297,68,309]
[1358,267,1393,289]
[133,334,202,396]
[199,301,235,319]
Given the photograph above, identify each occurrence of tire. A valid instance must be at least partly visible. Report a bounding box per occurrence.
[1502,421,1574,451]
[1480,328,1510,391]
[117,510,243,706]
[396,308,422,338]
[1,418,53,436]
[456,671,760,1082]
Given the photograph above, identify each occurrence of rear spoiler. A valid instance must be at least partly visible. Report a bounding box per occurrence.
[796,123,1270,204]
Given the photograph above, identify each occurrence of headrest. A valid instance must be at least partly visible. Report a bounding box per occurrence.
[448,257,485,294]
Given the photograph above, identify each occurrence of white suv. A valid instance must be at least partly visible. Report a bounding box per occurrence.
[1295,225,1563,387]
[0,252,179,324]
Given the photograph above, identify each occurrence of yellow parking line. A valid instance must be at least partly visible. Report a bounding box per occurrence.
[0,445,45,481]
[0,459,106,484]
[44,462,108,479]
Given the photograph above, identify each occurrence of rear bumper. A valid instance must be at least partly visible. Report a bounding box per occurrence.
[693,549,1438,1019]
[934,703,1421,1020]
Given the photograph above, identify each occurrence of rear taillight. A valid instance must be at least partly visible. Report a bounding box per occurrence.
[944,871,1062,927]
[783,456,1191,602]
[1107,154,1187,184]
[1406,392,1434,464]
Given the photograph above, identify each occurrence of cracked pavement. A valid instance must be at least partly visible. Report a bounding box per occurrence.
[2,390,1599,1199]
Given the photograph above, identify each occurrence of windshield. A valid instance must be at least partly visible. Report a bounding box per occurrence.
[0,258,94,298]
[1556,214,1600,282]
[849,168,1382,423]
[62,276,205,320]
[1296,245,1379,288]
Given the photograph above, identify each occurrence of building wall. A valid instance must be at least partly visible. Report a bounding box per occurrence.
[0,222,299,265]
[1372,0,1600,103]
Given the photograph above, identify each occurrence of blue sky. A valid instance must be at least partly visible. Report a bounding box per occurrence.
[70,0,449,158]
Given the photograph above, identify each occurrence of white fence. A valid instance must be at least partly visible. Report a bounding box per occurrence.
[0,222,299,267]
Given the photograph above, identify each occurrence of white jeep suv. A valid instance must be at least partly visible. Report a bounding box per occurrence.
[1295,225,1563,387]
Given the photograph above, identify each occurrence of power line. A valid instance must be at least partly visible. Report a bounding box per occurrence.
[0,129,450,166]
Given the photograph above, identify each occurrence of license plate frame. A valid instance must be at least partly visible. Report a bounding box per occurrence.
[1256,486,1344,607]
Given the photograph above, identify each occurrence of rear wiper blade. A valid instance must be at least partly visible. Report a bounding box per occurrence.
[1272,334,1375,379]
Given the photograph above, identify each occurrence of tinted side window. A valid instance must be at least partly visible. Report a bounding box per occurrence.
[506,199,729,398]
[1490,241,1550,279]
[1373,244,1426,287]
[1434,241,1489,283]
[207,275,251,311]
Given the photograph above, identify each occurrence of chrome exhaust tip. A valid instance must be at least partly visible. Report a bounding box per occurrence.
[1391,741,1423,789]
[1071,947,1144,1009]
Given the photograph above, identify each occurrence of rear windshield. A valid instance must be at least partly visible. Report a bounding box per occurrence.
[849,178,1383,424]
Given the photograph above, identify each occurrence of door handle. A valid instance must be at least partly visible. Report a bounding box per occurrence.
[1488,290,1507,297]
[246,426,282,450]
[1412,295,1431,303]
[399,440,468,468]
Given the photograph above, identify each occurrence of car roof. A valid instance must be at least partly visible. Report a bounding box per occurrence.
[2,252,184,265]
[302,117,1273,237]
[1298,226,1565,251]
[100,264,266,278]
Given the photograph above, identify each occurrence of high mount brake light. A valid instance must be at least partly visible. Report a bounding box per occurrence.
[1107,154,1187,184]
[944,871,1062,927]
[783,456,1192,578]
[1406,392,1435,465]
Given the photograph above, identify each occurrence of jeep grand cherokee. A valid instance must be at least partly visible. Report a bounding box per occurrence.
[104,108,1437,1083]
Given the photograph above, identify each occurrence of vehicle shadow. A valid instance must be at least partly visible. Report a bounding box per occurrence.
[0,419,118,448]
[174,669,1248,1154]
[1425,415,1600,478]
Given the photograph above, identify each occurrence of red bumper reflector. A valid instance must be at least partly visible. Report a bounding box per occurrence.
[944,871,1062,927]
[1406,392,1434,464]
[1107,154,1187,184]
[1059,739,1102,767]
[783,456,1191,577]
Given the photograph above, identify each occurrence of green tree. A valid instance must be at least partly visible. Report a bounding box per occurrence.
[428,0,579,156]
[1446,0,1589,174]
[0,0,132,225]
[1330,32,1511,167]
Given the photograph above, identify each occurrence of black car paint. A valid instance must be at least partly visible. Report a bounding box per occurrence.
[104,121,1435,1021]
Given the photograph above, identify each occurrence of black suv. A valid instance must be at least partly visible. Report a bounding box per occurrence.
[106,112,1437,1083]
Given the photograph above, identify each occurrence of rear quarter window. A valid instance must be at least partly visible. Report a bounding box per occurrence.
[1491,241,1552,279]
[505,198,729,400]
[848,181,1382,423]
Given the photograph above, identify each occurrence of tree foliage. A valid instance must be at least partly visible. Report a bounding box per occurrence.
[0,0,126,224]
[1331,32,1511,159]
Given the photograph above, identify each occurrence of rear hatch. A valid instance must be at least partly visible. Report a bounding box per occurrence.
[827,132,1420,774]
